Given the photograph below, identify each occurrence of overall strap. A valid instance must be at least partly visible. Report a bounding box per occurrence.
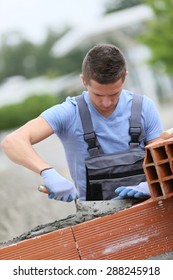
[76,93,145,154]
[129,93,145,147]
[75,95,101,156]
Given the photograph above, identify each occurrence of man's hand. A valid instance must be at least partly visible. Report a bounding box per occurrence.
[40,168,78,202]
[113,182,150,200]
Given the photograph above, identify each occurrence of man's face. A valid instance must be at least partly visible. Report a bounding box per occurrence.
[81,77,124,117]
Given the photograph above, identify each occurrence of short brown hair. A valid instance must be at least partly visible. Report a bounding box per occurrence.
[82,44,127,85]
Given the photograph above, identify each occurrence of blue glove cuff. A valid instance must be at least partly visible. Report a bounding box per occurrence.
[40,167,53,175]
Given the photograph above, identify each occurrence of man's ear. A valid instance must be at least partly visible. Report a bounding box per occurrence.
[80,74,87,87]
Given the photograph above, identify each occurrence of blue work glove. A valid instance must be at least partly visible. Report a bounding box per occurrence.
[113,182,150,200]
[41,168,78,202]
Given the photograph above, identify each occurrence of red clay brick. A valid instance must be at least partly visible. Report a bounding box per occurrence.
[0,227,79,260]
[72,198,173,259]
[144,137,173,200]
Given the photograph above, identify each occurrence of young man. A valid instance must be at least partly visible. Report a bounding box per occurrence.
[1,44,163,202]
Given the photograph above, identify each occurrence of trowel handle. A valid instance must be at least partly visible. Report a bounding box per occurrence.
[38,185,77,205]
[38,185,50,194]
[160,128,173,139]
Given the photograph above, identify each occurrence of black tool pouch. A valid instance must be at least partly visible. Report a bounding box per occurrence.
[85,148,146,200]
[76,94,146,201]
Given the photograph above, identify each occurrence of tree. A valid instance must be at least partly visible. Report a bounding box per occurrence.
[103,0,173,74]
[0,28,84,82]
[0,30,62,81]
[138,0,173,74]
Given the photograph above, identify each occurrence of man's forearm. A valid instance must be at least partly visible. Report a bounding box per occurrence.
[1,133,51,174]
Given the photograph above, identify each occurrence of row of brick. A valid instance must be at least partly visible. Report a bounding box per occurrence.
[1,197,173,260]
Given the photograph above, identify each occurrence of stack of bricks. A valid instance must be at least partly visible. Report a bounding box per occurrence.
[143,136,173,200]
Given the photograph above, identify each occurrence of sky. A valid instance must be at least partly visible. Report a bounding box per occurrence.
[0,0,107,43]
